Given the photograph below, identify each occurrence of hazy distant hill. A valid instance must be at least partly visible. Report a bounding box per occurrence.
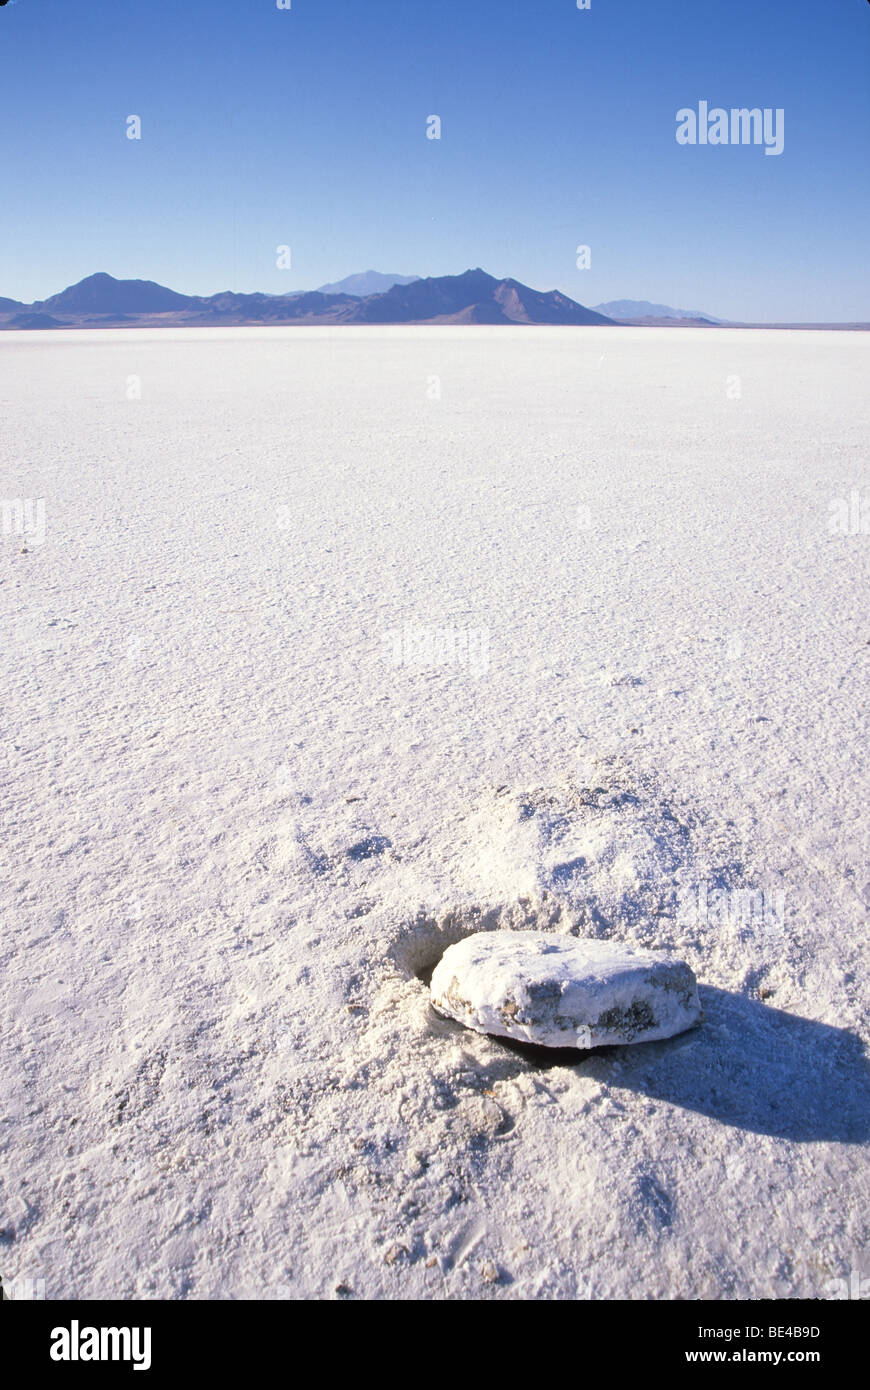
[593,298,721,323]
[316,270,420,297]
[8,312,66,329]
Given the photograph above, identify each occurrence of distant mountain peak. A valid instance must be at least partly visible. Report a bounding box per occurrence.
[316,269,420,297]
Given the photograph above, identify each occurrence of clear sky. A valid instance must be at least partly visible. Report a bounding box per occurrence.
[1,0,868,320]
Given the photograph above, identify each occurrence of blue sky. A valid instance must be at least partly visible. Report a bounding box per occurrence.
[1,0,868,320]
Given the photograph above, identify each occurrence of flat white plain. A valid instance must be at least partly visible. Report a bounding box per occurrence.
[1,326,868,1300]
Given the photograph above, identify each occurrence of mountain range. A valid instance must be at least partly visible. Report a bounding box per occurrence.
[3,272,860,331]
[0,269,614,329]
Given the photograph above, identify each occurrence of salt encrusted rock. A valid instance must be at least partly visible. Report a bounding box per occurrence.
[430,931,701,1049]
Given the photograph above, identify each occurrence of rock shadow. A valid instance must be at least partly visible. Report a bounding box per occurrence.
[481,985,869,1143]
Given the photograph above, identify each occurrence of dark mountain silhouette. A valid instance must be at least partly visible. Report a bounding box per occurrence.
[185,289,357,321]
[0,269,614,328]
[262,290,357,319]
[39,272,193,315]
[494,276,614,325]
[354,269,614,325]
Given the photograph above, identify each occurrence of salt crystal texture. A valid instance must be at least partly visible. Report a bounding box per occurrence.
[430,931,701,1048]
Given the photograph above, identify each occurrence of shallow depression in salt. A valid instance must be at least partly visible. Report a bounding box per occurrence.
[1,326,868,1299]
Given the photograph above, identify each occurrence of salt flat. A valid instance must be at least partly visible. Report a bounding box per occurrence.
[1,325,867,1300]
